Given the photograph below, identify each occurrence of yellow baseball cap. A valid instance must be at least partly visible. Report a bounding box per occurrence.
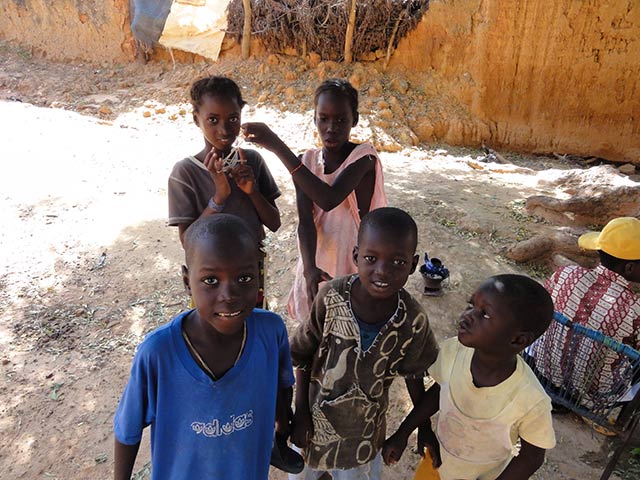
[578,217,640,260]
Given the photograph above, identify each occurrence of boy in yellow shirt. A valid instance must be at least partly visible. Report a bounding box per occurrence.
[383,274,556,480]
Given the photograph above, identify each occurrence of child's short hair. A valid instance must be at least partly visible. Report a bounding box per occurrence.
[314,78,359,118]
[183,214,259,265]
[485,274,554,340]
[358,207,418,251]
[189,76,247,114]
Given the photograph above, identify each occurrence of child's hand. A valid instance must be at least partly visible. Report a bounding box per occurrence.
[382,431,409,465]
[229,149,255,195]
[204,149,231,202]
[417,425,442,468]
[291,408,314,449]
[304,266,333,303]
[241,122,282,152]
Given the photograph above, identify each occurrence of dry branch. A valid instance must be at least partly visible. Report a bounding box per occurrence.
[227,0,430,61]
[384,8,407,69]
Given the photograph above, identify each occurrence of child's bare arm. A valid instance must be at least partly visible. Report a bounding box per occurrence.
[243,122,375,211]
[495,439,545,479]
[275,386,293,435]
[405,377,425,405]
[383,383,441,465]
[177,151,232,246]
[291,368,313,449]
[231,163,281,232]
[404,377,439,459]
[248,187,281,232]
[114,439,140,480]
[230,149,281,232]
[296,184,332,302]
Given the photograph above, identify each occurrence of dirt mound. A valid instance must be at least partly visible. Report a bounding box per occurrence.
[0,42,465,154]
[3,1,639,162]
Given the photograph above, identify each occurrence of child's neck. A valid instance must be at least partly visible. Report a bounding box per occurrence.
[195,144,231,162]
[470,349,518,388]
[350,277,399,325]
[183,311,246,380]
[322,142,356,173]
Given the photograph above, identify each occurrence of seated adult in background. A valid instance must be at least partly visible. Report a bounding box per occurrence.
[529,217,640,407]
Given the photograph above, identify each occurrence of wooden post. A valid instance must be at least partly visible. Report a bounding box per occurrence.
[344,0,357,63]
[241,0,252,59]
[384,10,406,70]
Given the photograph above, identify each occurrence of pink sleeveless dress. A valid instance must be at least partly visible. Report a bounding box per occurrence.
[287,143,387,321]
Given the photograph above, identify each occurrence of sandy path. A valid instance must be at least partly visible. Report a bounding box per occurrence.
[0,54,619,479]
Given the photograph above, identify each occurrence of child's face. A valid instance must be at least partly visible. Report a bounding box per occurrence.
[183,237,259,336]
[352,226,419,300]
[314,92,357,152]
[193,94,242,155]
[458,284,518,352]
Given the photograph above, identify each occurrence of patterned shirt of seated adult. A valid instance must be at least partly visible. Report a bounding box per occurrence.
[532,264,640,400]
[530,217,640,403]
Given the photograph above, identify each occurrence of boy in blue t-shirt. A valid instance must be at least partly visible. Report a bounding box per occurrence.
[114,215,295,480]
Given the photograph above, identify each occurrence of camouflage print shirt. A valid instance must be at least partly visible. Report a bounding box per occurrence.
[290,275,439,470]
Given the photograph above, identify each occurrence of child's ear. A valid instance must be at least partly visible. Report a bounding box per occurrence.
[182,265,192,296]
[352,112,359,127]
[624,261,637,278]
[512,331,535,351]
[193,113,199,126]
[409,254,419,274]
[352,246,359,266]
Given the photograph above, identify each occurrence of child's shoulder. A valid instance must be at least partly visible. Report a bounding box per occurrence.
[440,336,463,355]
[134,311,186,358]
[314,275,352,294]
[432,337,465,366]
[248,308,288,335]
[170,156,201,176]
[351,142,379,159]
[242,149,276,175]
[398,288,430,321]
[518,356,554,399]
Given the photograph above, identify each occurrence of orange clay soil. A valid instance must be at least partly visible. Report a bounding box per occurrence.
[0,44,634,479]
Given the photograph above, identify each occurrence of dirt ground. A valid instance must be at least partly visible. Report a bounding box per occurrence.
[0,41,637,479]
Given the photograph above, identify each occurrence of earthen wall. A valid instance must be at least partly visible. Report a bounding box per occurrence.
[390,0,640,161]
[0,0,132,62]
[1,0,638,161]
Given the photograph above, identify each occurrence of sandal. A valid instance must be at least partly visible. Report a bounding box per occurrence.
[580,416,618,437]
[270,431,304,474]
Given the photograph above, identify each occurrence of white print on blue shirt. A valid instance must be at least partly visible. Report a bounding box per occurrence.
[191,410,254,437]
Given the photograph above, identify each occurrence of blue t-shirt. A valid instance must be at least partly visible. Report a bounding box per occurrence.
[114,309,295,480]
[356,316,389,351]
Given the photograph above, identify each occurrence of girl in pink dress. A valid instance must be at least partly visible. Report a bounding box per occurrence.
[244,79,387,321]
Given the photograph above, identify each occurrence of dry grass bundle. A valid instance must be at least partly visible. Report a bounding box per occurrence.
[227,0,430,61]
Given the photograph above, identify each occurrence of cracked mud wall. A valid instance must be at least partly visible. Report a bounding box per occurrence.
[0,0,133,62]
[390,0,640,162]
